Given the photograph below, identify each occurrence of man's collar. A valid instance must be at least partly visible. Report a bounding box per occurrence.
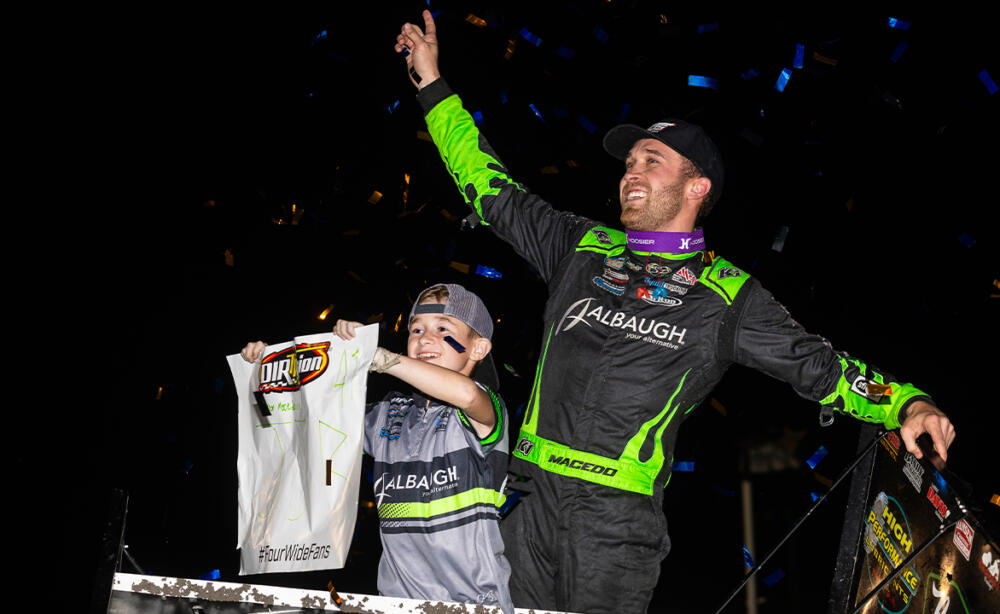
[626,228,705,257]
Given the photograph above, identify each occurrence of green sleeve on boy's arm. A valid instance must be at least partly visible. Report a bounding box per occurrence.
[819,355,934,430]
[455,386,505,445]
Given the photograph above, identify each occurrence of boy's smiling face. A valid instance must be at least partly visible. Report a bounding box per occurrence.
[407,298,479,376]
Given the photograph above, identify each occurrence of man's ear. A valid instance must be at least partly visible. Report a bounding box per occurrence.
[470,337,492,361]
[687,176,711,200]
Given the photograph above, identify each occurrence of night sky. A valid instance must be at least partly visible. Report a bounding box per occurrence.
[32,3,997,612]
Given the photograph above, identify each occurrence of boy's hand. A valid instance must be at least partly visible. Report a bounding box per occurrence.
[394,10,440,89]
[333,319,364,340]
[240,341,267,363]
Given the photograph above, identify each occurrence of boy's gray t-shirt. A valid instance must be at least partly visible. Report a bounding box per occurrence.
[364,384,512,613]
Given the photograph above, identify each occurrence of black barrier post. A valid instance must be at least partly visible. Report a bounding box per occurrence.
[827,422,880,613]
[712,427,886,614]
[90,489,129,614]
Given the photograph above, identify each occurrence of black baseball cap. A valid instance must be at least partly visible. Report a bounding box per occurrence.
[603,119,724,200]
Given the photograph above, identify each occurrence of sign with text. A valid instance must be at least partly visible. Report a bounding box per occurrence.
[227,327,377,574]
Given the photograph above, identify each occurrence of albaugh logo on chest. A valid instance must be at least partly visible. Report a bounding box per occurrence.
[557,297,688,349]
[257,343,331,393]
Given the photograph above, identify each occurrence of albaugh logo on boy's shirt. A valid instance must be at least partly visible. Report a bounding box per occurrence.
[373,466,461,506]
[257,343,331,393]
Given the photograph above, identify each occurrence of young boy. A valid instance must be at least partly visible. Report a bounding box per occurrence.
[240,283,512,613]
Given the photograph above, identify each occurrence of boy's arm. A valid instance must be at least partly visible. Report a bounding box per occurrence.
[374,350,497,438]
[333,320,496,438]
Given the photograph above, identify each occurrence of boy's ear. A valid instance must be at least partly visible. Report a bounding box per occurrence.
[470,337,492,361]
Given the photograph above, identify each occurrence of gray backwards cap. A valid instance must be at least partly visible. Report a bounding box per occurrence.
[603,119,724,201]
[409,283,499,390]
[409,283,494,339]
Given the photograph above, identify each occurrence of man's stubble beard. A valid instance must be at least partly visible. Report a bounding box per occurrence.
[619,180,685,232]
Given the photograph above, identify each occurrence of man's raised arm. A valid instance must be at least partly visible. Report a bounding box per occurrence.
[391,11,596,284]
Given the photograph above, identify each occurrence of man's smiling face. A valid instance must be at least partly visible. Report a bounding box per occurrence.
[619,138,690,232]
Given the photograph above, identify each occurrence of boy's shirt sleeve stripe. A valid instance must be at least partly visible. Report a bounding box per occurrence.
[456,383,505,446]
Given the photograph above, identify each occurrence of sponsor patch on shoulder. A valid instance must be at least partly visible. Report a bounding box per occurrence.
[718,267,743,279]
[592,229,613,245]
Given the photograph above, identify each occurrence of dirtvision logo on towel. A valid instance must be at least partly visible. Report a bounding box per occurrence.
[257,342,332,393]
[228,328,378,575]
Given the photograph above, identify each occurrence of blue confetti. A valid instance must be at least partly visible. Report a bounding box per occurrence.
[672,461,695,472]
[697,22,719,34]
[199,569,221,581]
[519,27,543,47]
[764,569,786,587]
[958,232,976,248]
[472,110,483,124]
[577,114,598,134]
[980,69,998,95]
[688,75,718,89]
[182,460,194,476]
[810,491,823,502]
[741,68,759,80]
[552,107,569,118]
[743,545,756,568]
[775,68,792,92]
[515,402,526,419]
[310,30,328,47]
[475,264,503,279]
[556,45,575,59]
[593,26,609,44]
[793,44,805,69]
[386,100,400,114]
[887,17,911,30]
[618,103,631,122]
[890,42,909,63]
[529,103,546,123]
[500,89,509,104]
[806,445,828,469]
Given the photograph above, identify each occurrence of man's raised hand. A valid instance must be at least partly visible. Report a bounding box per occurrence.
[395,9,440,89]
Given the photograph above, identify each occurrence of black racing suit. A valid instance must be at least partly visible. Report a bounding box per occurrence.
[417,79,934,614]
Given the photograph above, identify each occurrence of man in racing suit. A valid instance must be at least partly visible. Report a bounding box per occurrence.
[394,11,956,614]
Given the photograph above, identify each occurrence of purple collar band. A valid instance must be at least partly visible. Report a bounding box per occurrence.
[626,228,706,254]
